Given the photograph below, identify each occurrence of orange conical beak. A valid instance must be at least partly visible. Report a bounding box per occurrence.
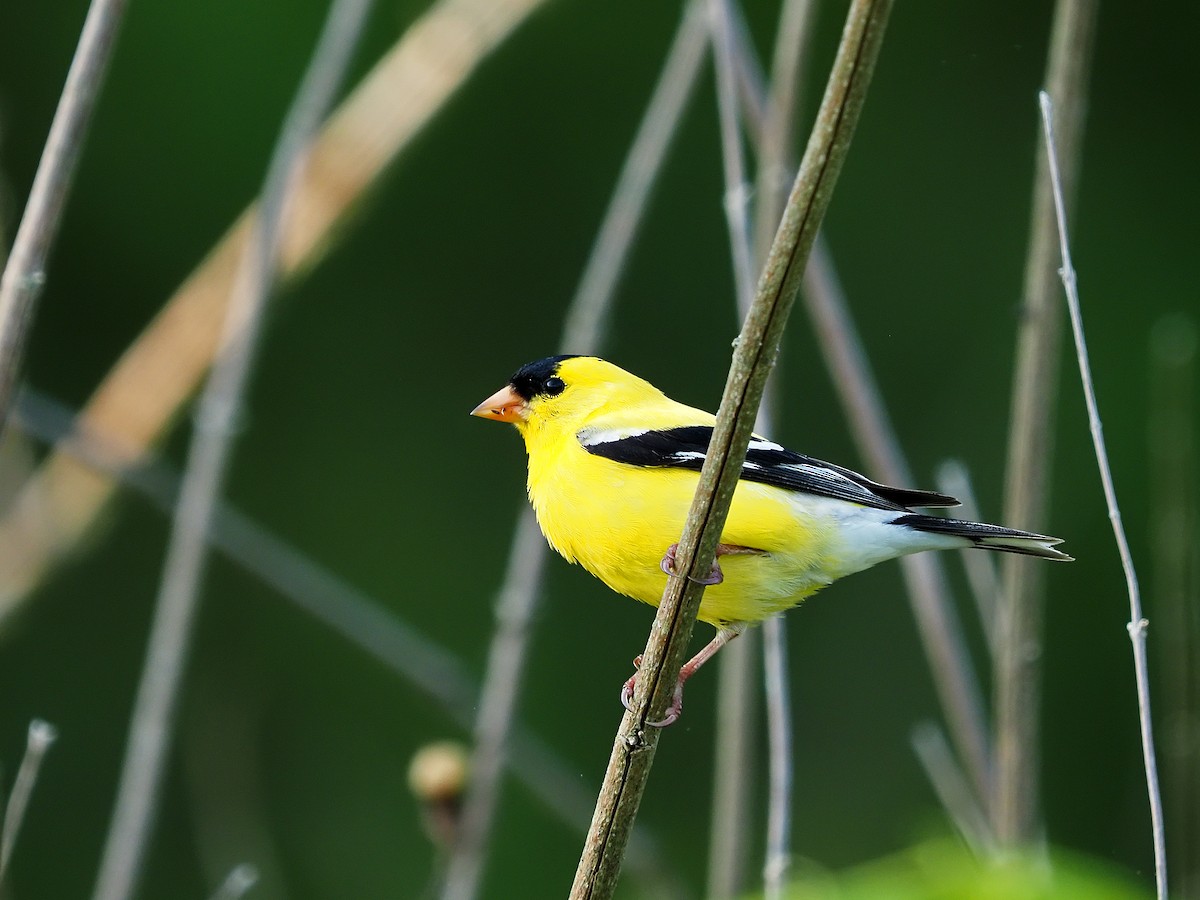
[470,385,527,423]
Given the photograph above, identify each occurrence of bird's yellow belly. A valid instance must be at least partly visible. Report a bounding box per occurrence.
[529,454,838,626]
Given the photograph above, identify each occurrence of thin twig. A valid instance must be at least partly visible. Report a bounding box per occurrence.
[935,460,1001,654]
[90,3,376,897]
[571,3,893,895]
[761,616,793,899]
[707,635,758,899]
[752,0,817,269]
[994,0,1097,844]
[439,510,549,900]
[1039,90,1168,900]
[704,1,760,894]
[0,0,552,623]
[559,0,708,357]
[743,3,817,894]
[0,0,128,436]
[439,6,709,898]
[803,237,993,811]
[207,864,259,900]
[724,4,766,139]
[709,0,755,312]
[9,389,680,893]
[0,719,58,890]
[910,722,996,858]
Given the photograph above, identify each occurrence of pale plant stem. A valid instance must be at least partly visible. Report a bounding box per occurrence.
[0,719,58,890]
[725,4,766,138]
[90,2,375,898]
[994,0,1097,844]
[0,0,128,436]
[803,237,992,811]
[207,864,259,900]
[761,615,793,900]
[1039,90,1167,900]
[438,510,548,900]
[10,389,677,892]
[0,0,553,626]
[560,0,708,356]
[707,635,758,899]
[745,3,817,894]
[910,722,995,858]
[752,0,817,269]
[705,1,760,894]
[936,460,1001,654]
[439,6,709,898]
[709,0,755,311]
[572,3,893,894]
[744,0,992,835]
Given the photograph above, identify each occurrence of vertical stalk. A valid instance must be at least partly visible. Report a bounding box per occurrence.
[0,0,128,436]
[1039,90,1168,899]
[439,6,709,897]
[570,2,893,894]
[90,1,375,896]
[994,0,1097,845]
[705,1,760,894]
[803,239,992,808]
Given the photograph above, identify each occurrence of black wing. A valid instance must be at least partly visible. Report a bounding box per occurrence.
[578,424,958,512]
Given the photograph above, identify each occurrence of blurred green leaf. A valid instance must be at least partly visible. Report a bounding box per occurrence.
[777,839,1151,900]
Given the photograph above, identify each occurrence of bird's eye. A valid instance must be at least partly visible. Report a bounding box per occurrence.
[543,376,566,396]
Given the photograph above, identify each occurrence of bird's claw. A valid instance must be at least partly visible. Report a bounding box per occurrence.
[620,662,684,728]
[659,543,724,585]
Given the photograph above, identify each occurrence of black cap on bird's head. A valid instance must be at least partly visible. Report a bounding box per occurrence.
[471,355,582,423]
[508,355,579,400]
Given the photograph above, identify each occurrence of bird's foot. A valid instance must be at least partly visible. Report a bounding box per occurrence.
[620,656,685,728]
[659,543,724,585]
[619,655,643,713]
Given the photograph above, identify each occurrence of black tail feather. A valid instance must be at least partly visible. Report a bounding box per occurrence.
[891,514,1073,561]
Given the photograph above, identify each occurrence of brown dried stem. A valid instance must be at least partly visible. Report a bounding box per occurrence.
[0,0,551,623]
[438,6,709,897]
[90,1,375,896]
[570,2,893,894]
[994,0,1097,844]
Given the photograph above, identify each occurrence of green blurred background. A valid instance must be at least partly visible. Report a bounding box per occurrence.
[0,0,1195,897]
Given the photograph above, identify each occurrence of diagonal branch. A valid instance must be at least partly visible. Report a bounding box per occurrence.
[90,1,376,896]
[11,388,678,892]
[802,238,992,809]
[570,2,893,895]
[0,0,128,437]
[0,0,552,625]
[438,5,710,897]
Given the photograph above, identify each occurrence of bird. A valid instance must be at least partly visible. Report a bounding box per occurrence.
[472,355,1070,725]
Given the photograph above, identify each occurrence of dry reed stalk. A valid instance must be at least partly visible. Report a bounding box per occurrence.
[0,0,551,624]
[571,2,893,894]
[994,0,1097,843]
[1039,90,1168,900]
[91,1,375,896]
[439,6,709,897]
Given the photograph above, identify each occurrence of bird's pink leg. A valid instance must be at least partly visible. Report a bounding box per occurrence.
[620,625,746,726]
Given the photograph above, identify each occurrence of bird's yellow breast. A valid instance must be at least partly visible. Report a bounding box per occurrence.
[525,433,838,625]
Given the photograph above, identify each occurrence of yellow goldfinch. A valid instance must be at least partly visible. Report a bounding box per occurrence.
[472,356,1069,724]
